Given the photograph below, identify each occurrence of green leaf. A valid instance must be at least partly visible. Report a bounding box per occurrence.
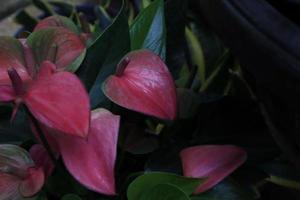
[191,179,254,200]
[199,50,231,93]
[141,183,191,200]
[49,1,75,17]
[78,3,130,108]
[130,0,166,60]
[61,194,82,200]
[127,172,203,200]
[14,10,38,31]
[0,106,33,144]
[185,27,205,83]
[260,162,300,189]
[32,0,55,15]
[177,88,202,119]
[165,0,187,78]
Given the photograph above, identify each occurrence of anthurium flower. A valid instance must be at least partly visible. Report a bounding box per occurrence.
[103,50,177,120]
[0,36,30,85]
[0,24,85,86]
[36,108,120,195]
[0,61,90,138]
[26,27,86,74]
[180,145,247,194]
[0,144,45,199]
[33,16,80,34]
[58,108,120,195]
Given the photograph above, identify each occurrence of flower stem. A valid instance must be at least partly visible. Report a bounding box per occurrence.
[24,106,58,166]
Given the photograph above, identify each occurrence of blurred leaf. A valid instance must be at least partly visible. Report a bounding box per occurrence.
[0,107,33,144]
[260,162,300,189]
[188,19,225,78]
[95,5,112,31]
[165,0,187,78]
[14,10,38,31]
[61,194,82,200]
[130,0,166,60]
[185,27,205,83]
[199,50,231,93]
[176,64,190,87]
[49,1,75,17]
[191,179,255,200]
[78,3,130,108]
[141,183,191,200]
[127,172,203,199]
[177,88,202,119]
[32,0,55,15]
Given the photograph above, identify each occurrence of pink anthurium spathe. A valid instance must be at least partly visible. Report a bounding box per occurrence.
[2,61,90,138]
[0,36,31,85]
[34,16,80,34]
[33,15,92,44]
[102,50,177,120]
[0,25,85,86]
[0,144,45,199]
[26,27,86,74]
[55,108,120,195]
[180,145,247,194]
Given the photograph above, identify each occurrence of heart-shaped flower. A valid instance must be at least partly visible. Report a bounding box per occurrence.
[0,17,86,86]
[35,108,120,195]
[180,145,247,194]
[1,61,90,138]
[0,144,45,199]
[102,50,177,120]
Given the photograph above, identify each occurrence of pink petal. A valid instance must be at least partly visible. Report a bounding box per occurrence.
[34,16,79,34]
[57,109,120,195]
[0,36,30,85]
[24,61,90,138]
[0,85,15,101]
[0,173,21,200]
[103,50,177,120]
[29,144,55,178]
[19,167,45,197]
[26,27,85,71]
[180,145,247,194]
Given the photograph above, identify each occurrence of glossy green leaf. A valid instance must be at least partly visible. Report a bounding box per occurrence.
[130,0,166,60]
[127,172,203,200]
[191,179,254,200]
[141,183,190,200]
[79,3,130,108]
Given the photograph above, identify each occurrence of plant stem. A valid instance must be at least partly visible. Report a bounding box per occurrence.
[24,106,58,166]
